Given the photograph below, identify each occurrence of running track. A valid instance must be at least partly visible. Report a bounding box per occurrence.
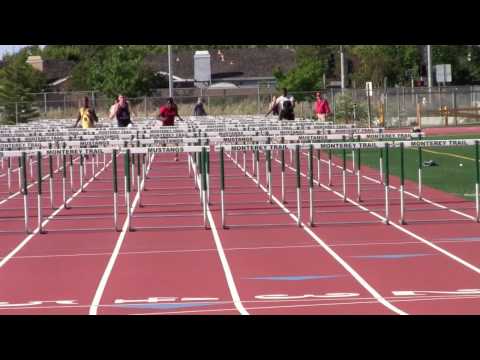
[1,143,480,314]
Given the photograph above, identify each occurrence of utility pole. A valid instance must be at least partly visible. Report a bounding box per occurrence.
[168,45,173,98]
[427,45,432,91]
[340,45,345,93]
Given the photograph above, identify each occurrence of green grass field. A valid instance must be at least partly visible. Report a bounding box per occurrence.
[332,134,480,200]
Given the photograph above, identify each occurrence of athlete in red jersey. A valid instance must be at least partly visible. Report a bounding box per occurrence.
[158,97,184,161]
[158,97,183,126]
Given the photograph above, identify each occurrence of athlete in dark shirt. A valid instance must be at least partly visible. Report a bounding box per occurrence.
[115,95,133,127]
[193,98,207,116]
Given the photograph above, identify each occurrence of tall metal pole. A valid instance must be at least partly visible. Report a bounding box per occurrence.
[340,45,345,93]
[427,45,432,90]
[168,45,173,98]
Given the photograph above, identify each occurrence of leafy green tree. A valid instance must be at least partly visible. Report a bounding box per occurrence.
[275,57,327,100]
[0,55,46,124]
[334,93,368,124]
[349,45,420,87]
[70,46,164,99]
[431,45,480,84]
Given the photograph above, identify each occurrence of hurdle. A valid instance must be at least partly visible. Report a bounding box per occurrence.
[48,147,54,209]
[125,149,132,232]
[295,145,301,227]
[399,142,405,224]
[137,153,142,207]
[266,145,272,204]
[281,138,286,203]
[356,145,362,202]
[201,147,209,229]
[7,157,11,194]
[417,136,423,200]
[342,139,347,202]
[79,154,84,192]
[328,149,332,186]
[308,144,314,226]
[129,145,210,231]
[36,151,44,233]
[70,155,74,192]
[383,143,390,225]
[220,147,225,228]
[112,149,119,231]
[476,140,479,222]
[20,152,29,234]
[62,154,69,209]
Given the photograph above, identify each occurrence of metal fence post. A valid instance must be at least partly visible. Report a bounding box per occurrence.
[384,90,388,128]
[257,85,260,114]
[396,86,401,127]
[15,102,19,125]
[44,92,47,115]
[332,89,336,123]
[453,89,457,126]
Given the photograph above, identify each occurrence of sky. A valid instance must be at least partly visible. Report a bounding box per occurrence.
[0,45,45,59]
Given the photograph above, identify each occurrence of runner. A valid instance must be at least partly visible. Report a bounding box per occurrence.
[108,97,119,124]
[158,97,184,161]
[193,98,208,116]
[111,95,133,128]
[275,88,295,120]
[74,96,99,129]
[314,92,331,121]
[158,97,184,126]
[265,95,280,117]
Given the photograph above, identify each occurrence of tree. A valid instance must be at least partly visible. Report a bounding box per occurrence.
[431,45,480,84]
[0,55,46,124]
[275,57,327,100]
[349,45,421,87]
[70,46,162,99]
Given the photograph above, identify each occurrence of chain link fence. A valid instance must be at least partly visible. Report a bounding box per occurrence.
[2,85,480,127]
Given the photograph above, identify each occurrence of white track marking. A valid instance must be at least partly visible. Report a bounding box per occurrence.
[0,157,77,207]
[227,153,407,315]
[8,237,480,261]
[196,155,248,315]
[3,292,480,312]
[132,293,480,315]
[90,153,248,315]
[206,206,249,315]
[338,159,476,221]
[288,155,480,276]
[0,159,111,270]
[89,155,154,315]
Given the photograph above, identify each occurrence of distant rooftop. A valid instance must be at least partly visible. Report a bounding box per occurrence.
[145,48,297,81]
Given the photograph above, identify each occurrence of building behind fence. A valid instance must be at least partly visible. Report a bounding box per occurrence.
[2,85,480,128]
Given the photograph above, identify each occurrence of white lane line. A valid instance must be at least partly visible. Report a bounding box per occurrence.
[227,153,407,315]
[3,292,480,312]
[207,206,249,315]
[9,237,480,261]
[196,154,249,315]
[133,293,480,315]
[286,155,480,276]
[0,159,111,270]
[88,154,154,316]
[325,152,477,221]
[0,156,79,207]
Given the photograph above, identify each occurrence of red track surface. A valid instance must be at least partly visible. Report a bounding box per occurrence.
[1,147,480,315]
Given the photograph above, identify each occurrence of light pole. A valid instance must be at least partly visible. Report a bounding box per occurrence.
[340,45,345,93]
[427,45,432,89]
[168,45,173,98]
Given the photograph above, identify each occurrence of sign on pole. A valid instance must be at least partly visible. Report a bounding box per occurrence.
[366,82,373,97]
[435,64,452,84]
